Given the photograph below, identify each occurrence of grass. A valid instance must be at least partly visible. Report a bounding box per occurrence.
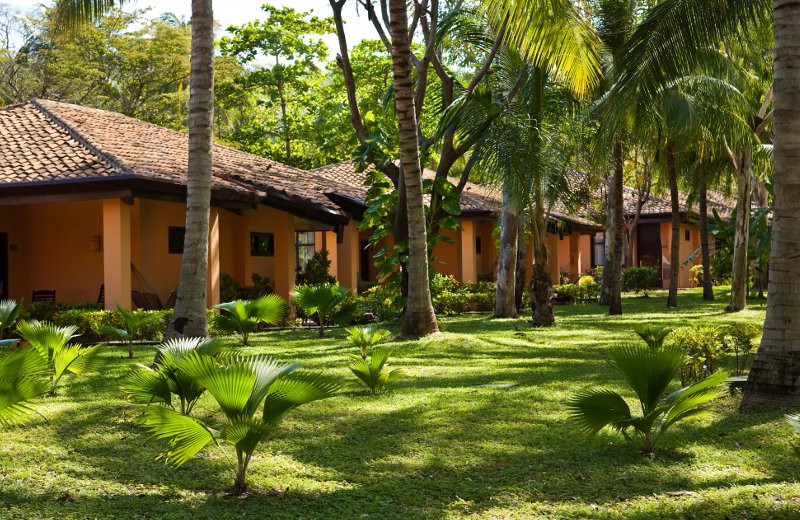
[2,288,799,519]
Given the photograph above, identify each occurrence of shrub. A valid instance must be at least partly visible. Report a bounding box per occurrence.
[635,324,673,349]
[553,283,599,304]
[578,275,595,287]
[690,264,704,287]
[350,348,404,395]
[96,307,164,358]
[591,266,603,284]
[221,272,274,302]
[15,320,103,395]
[355,285,402,322]
[212,295,289,345]
[136,351,338,494]
[719,323,761,375]
[22,301,66,322]
[669,325,724,385]
[568,343,728,454]
[430,273,459,297]
[296,249,337,286]
[622,267,660,295]
[292,283,357,337]
[53,309,171,343]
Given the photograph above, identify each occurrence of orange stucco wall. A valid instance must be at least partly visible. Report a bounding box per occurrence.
[658,221,701,289]
[431,228,460,278]
[0,200,104,305]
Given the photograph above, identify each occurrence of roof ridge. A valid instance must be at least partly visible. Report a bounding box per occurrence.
[31,99,134,176]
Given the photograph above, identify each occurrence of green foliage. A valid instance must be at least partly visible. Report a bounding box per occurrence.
[354,285,403,323]
[432,278,497,316]
[292,283,357,337]
[96,306,163,358]
[669,325,724,385]
[710,206,771,284]
[552,283,600,304]
[622,267,660,295]
[52,309,170,343]
[213,295,289,346]
[0,299,23,339]
[295,250,337,286]
[15,320,103,395]
[430,274,460,298]
[568,343,728,454]
[349,348,403,395]
[578,275,596,287]
[122,337,225,415]
[345,326,391,359]
[136,351,338,493]
[0,347,49,426]
[635,325,673,349]
[719,323,761,376]
[21,301,67,322]
[220,273,274,302]
[689,264,705,287]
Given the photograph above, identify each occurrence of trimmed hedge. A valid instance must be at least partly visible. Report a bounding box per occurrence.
[51,308,217,343]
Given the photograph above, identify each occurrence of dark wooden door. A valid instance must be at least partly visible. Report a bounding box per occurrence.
[0,233,7,299]
[637,223,662,274]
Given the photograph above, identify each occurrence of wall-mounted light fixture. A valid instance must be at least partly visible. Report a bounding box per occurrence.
[89,235,102,253]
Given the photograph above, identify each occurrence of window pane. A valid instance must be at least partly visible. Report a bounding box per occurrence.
[250,232,274,257]
[168,226,185,254]
[295,231,316,270]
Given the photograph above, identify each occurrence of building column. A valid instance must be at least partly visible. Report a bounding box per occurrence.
[322,230,339,280]
[337,222,359,292]
[460,220,477,283]
[207,208,220,307]
[569,232,581,276]
[273,210,296,298]
[102,198,132,309]
[548,233,560,284]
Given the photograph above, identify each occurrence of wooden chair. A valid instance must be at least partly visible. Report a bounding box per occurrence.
[97,284,105,306]
[32,290,56,302]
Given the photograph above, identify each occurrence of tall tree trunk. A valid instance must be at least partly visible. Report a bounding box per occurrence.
[743,2,800,407]
[666,144,680,308]
[514,215,527,313]
[698,165,714,300]
[727,149,752,312]
[388,0,438,337]
[608,140,624,315]
[599,179,612,305]
[166,0,214,339]
[495,181,518,317]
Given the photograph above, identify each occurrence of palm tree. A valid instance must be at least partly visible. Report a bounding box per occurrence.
[97,306,163,358]
[292,283,357,337]
[137,352,337,494]
[0,348,49,427]
[213,295,289,345]
[54,0,217,339]
[386,0,438,337]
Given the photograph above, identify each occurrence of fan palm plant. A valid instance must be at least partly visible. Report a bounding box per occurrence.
[634,325,673,349]
[97,306,163,358]
[568,343,728,454]
[213,295,289,346]
[137,351,338,494]
[0,299,22,339]
[292,283,357,337]
[15,320,103,395]
[0,347,49,426]
[122,337,224,415]
[346,326,391,360]
[349,348,404,395]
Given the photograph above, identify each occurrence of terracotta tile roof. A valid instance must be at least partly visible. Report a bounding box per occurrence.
[311,160,603,229]
[0,100,350,223]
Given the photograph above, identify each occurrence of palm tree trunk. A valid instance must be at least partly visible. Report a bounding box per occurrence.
[666,144,680,308]
[600,180,612,305]
[388,0,438,337]
[698,165,714,300]
[608,140,624,315]
[726,149,752,312]
[743,2,800,407]
[166,0,214,339]
[514,215,527,313]
[495,182,518,318]
[530,210,554,326]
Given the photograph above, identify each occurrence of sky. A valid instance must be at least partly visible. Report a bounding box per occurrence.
[5,0,376,52]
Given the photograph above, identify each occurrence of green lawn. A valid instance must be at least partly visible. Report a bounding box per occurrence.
[2,288,799,519]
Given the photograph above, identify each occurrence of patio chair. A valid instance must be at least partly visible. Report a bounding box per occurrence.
[32,290,56,302]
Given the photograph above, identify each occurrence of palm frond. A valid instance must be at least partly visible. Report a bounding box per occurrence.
[262,372,338,425]
[567,389,633,435]
[0,348,48,426]
[175,351,255,419]
[138,406,215,467]
[122,364,173,406]
[608,344,684,411]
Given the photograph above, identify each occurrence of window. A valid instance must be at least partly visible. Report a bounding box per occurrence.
[591,232,605,267]
[684,229,691,242]
[475,237,482,254]
[250,232,274,257]
[295,231,316,270]
[168,226,185,254]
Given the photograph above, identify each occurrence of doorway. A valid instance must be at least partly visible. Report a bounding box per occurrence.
[636,223,662,283]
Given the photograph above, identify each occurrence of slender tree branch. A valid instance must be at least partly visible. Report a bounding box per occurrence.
[466,16,508,92]
[330,0,366,143]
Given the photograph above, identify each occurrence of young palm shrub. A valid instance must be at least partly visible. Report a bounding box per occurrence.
[634,324,673,349]
[16,320,103,395]
[97,306,163,358]
[292,283,357,337]
[346,326,392,359]
[213,295,289,345]
[122,337,224,414]
[0,299,22,339]
[0,347,49,426]
[137,351,338,494]
[349,348,404,395]
[568,344,728,454]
